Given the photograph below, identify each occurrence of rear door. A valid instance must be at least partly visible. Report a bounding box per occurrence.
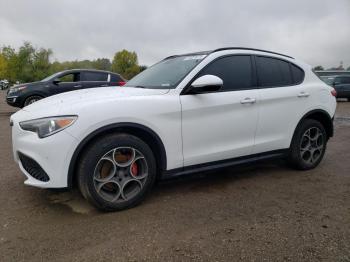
[81,71,109,89]
[253,56,308,154]
[181,55,259,166]
[50,72,82,95]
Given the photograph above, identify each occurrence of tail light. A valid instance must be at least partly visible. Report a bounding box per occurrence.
[118,81,126,86]
[331,88,337,97]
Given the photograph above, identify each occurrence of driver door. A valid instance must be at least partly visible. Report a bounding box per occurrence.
[180,55,259,167]
[51,72,82,95]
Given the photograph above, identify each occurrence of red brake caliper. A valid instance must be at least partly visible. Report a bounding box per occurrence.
[131,162,138,176]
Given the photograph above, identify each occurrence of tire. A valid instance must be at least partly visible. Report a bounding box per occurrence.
[77,133,157,211]
[288,119,327,170]
[23,95,43,107]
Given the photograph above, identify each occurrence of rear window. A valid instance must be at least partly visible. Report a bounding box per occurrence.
[82,72,108,81]
[110,74,123,82]
[256,56,292,87]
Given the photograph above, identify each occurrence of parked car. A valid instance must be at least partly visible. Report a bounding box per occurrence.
[0,79,9,90]
[6,69,126,108]
[10,47,336,211]
[321,75,350,100]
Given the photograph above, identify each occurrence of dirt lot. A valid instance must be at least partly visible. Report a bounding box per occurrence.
[0,90,349,262]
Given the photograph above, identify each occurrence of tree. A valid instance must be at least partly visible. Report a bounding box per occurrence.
[32,48,53,80]
[313,65,324,71]
[139,65,148,72]
[1,46,18,83]
[93,58,111,71]
[111,49,140,79]
[0,53,7,79]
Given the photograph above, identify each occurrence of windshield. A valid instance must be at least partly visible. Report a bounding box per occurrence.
[41,72,62,82]
[125,55,206,89]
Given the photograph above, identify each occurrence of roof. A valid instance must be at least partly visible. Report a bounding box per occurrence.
[61,69,121,75]
[164,47,293,60]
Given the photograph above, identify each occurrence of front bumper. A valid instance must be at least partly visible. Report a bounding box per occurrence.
[6,95,23,107]
[11,117,78,188]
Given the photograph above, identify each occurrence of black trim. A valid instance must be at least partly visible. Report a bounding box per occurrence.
[67,122,167,188]
[162,149,288,179]
[18,152,50,182]
[297,109,334,138]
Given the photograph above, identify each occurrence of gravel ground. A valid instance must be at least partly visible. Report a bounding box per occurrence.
[0,90,349,262]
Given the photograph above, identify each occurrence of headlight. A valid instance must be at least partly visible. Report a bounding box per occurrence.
[19,116,77,138]
[9,86,26,94]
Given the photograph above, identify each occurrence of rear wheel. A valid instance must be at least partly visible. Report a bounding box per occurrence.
[77,133,157,211]
[288,119,327,170]
[23,95,43,107]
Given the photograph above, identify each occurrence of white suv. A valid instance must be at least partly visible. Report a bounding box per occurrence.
[10,47,337,211]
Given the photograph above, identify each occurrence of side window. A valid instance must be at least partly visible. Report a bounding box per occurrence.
[82,72,108,81]
[197,55,253,91]
[256,56,292,87]
[290,64,304,84]
[58,73,80,82]
[340,77,350,84]
[110,74,123,82]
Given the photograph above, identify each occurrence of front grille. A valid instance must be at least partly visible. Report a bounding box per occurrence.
[18,152,50,182]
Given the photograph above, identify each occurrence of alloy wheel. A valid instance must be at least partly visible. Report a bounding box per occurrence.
[299,127,324,165]
[93,147,148,203]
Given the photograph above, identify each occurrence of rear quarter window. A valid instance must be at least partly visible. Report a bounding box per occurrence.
[291,64,304,84]
[110,74,123,82]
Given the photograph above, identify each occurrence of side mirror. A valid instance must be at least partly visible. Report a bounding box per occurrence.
[53,78,61,85]
[188,75,223,94]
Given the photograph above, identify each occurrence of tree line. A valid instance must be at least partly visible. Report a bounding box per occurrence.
[0,42,147,84]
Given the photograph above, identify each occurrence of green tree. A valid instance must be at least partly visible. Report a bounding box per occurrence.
[93,58,111,71]
[32,48,53,80]
[111,49,140,79]
[313,65,324,71]
[1,46,18,83]
[139,65,148,72]
[0,53,8,79]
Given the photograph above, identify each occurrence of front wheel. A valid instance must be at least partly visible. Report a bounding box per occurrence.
[77,133,157,211]
[288,119,327,170]
[23,95,43,107]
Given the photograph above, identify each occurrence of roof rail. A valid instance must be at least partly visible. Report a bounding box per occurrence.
[212,47,294,59]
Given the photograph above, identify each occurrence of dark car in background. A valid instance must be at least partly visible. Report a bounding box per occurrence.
[6,69,126,108]
[321,75,350,101]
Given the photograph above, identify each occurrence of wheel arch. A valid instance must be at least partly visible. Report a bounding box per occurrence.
[22,93,46,107]
[292,109,334,143]
[67,123,167,188]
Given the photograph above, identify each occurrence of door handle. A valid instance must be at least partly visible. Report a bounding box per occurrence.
[74,85,82,88]
[240,97,256,104]
[297,92,309,98]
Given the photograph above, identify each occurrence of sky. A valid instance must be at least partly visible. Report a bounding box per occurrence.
[0,0,349,68]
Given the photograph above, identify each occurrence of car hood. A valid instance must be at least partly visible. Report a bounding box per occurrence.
[14,86,170,119]
[11,81,42,89]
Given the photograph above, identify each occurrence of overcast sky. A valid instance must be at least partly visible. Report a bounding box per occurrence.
[0,0,349,68]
